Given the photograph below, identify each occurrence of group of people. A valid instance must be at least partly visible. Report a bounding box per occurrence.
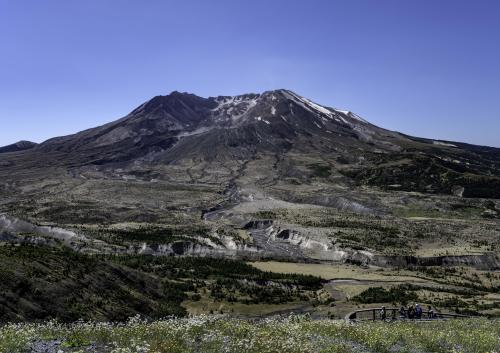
[379,304,437,320]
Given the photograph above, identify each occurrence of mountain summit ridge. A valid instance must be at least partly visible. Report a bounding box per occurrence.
[16,89,379,163]
[1,89,500,199]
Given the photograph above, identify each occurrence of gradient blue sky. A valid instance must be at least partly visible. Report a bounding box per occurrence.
[1,0,499,147]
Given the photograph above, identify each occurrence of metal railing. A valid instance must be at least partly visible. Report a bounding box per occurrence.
[345,307,473,322]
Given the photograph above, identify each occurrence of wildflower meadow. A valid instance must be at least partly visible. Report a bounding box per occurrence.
[0,315,498,353]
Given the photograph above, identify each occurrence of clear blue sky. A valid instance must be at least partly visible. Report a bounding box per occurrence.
[0,0,499,147]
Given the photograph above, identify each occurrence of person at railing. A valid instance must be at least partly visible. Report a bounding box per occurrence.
[415,304,422,319]
[379,306,387,320]
[407,304,415,319]
[399,306,406,319]
[427,305,436,319]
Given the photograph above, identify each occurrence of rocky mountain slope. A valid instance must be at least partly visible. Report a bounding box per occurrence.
[3,89,499,195]
[0,140,37,154]
[0,89,499,265]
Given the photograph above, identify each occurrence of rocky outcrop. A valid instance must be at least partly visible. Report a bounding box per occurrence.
[0,213,86,243]
[242,219,373,262]
[135,236,259,257]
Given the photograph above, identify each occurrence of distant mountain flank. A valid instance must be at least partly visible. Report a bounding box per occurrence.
[0,140,37,154]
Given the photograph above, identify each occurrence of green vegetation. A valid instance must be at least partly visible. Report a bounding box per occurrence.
[250,261,500,318]
[344,152,500,199]
[0,244,187,322]
[1,316,498,353]
[76,223,213,246]
[308,163,332,178]
[251,210,278,219]
[353,285,419,305]
[0,245,322,322]
[249,205,500,255]
[251,208,410,253]
[393,204,488,219]
[111,255,322,286]
[114,255,322,306]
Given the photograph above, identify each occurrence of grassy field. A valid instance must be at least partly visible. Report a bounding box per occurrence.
[1,316,498,353]
[183,297,309,317]
[249,261,427,282]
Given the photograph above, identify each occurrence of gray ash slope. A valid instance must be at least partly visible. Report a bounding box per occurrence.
[2,89,499,199]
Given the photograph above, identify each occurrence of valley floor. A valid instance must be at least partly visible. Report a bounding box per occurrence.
[1,316,498,353]
[183,261,500,319]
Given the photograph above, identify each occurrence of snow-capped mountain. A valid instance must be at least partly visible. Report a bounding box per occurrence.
[1,89,500,198]
[28,89,397,163]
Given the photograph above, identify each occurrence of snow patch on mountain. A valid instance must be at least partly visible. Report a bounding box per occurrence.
[433,141,457,148]
[281,90,368,126]
[211,95,259,123]
[333,109,369,124]
[282,90,334,119]
[303,98,335,118]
